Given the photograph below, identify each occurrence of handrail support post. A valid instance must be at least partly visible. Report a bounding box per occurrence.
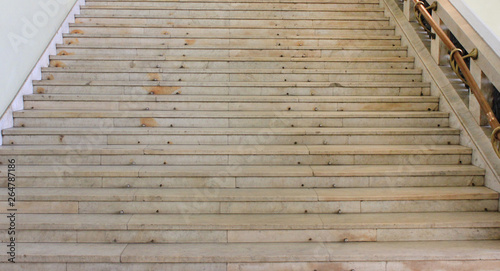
[470,61,494,126]
[403,0,412,21]
[430,7,448,65]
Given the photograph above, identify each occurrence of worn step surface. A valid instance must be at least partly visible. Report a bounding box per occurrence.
[2,213,500,243]
[61,34,401,47]
[0,144,471,165]
[0,187,496,215]
[2,127,462,145]
[50,55,414,69]
[68,23,397,36]
[33,81,430,96]
[1,241,500,271]
[1,0,499,268]
[55,44,409,57]
[12,110,449,128]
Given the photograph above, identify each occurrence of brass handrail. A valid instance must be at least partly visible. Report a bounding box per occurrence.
[412,0,500,157]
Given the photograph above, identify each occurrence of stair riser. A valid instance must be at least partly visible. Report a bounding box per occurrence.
[0,176,484,188]
[3,134,460,145]
[79,10,385,18]
[24,101,438,112]
[3,262,500,271]
[1,200,494,214]
[5,154,470,166]
[62,37,401,47]
[83,2,380,9]
[50,59,414,69]
[4,228,500,243]
[86,0,380,2]
[61,47,409,57]
[56,47,408,57]
[43,73,421,82]
[68,27,396,36]
[33,86,430,96]
[13,118,448,128]
[74,18,391,28]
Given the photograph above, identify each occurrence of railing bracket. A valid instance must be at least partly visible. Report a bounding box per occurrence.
[450,48,479,86]
[414,1,438,39]
[491,127,500,157]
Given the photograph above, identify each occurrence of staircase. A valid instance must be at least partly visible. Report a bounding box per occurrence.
[2,0,500,269]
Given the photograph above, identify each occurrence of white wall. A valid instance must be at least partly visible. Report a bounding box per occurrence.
[0,0,82,144]
[450,0,500,57]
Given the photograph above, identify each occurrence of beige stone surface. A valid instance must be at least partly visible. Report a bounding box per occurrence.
[121,243,330,262]
[325,241,500,261]
[386,260,500,271]
[0,214,132,230]
[127,214,325,230]
[68,263,226,271]
[0,263,67,271]
[0,243,126,263]
[227,262,386,271]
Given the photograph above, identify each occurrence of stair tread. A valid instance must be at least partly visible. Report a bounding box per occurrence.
[75,14,389,20]
[13,110,448,118]
[85,0,381,3]
[4,241,500,263]
[57,44,405,50]
[33,80,430,87]
[80,6,385,12]
[9,165,484,177]
[6,212,500,230]
[63,33,399,39]
[51,55,412,62]
[24,95,437,103]
[0,144,470,155]
[2,187,496,202]
[70,22,395,28]
[2,127,459,135]
[43,68,421,74]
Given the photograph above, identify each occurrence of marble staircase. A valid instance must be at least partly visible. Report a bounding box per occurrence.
[1,0,500,270]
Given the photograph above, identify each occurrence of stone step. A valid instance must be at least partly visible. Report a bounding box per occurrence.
[23,94,438,102]
[82,3,381,10]
[79,8,386,19]
[24,101,438,111]
[2,127,460,145]
[6,165,485,178]
[0,175,485,189]
[33,80,430,96]
[1,241,500,268]
[0,144,471,166]
[2,187,494,202]
[85,0,381,4]
[41,68,421,82]
[0,187,495,214]
[55,44,408,57]
[50,55,414,69]
[68,23,396,36]
[12,111,448,128]
[76,11,388,20]
[74,17,391,28]
[3,213,500,243]
[0,144,470,155]
[24,95,438,111]
[61,34,401,47]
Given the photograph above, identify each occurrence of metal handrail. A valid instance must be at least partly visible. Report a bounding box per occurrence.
[412,0,500,157]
